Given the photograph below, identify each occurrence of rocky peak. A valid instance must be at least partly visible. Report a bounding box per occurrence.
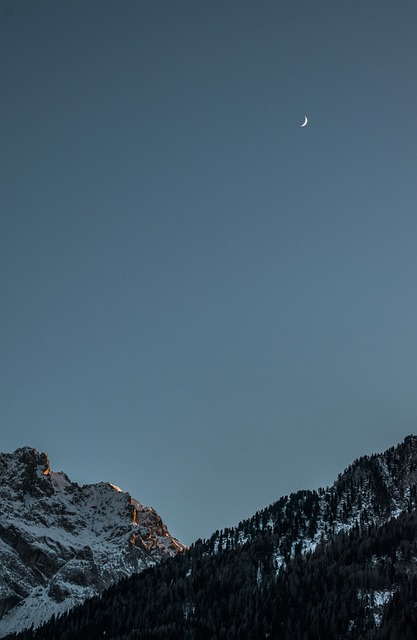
[0,447,185,637]
[0,447,52,498]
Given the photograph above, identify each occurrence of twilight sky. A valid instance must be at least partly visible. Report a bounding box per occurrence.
[1,0,417,545]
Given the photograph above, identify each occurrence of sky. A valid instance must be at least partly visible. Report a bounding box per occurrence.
[1,0,417,545]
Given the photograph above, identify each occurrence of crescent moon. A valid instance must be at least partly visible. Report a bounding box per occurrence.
[300,116,308,127]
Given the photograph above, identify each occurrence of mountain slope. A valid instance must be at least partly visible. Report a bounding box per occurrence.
[8,435,417,640]
[0,447,185,637]
[201,434,417,565]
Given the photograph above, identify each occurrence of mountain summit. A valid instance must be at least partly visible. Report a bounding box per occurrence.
[0,447,185,637]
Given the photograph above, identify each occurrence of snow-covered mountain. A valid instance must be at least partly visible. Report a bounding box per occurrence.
[0,447,185,637]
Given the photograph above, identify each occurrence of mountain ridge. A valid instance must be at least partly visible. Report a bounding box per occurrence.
[2,436,417,639]
[198,434,417,566]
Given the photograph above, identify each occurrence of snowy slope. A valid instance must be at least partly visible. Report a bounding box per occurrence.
[0,447,185,637]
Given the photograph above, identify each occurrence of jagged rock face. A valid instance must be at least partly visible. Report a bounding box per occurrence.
[0,447,185,637]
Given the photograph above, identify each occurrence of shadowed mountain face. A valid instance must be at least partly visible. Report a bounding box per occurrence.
[0,447,185,637]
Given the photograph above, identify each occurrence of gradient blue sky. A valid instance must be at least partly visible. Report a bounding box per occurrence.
[1,0,417,544]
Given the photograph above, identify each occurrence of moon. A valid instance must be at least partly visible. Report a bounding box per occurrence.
[300,116,308,127]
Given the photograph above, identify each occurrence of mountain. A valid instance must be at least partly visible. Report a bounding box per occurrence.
[0,447,185,637]
[201,432,417,563]
[7,435,417,640]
